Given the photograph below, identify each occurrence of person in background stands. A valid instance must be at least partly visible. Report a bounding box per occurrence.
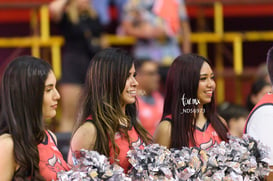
[49,0,107,132]
[135,59,164,136]
[0,56,69,180]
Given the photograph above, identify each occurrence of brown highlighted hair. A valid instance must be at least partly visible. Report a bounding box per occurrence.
[74,48,151,159]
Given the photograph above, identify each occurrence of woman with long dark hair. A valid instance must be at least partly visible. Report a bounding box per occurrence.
[0,56,69,180]
[68,48,152,172]
[154,54,228,150]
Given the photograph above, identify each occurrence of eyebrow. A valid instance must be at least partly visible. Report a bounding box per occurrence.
[200,73,214,76]
[45,84,54,88]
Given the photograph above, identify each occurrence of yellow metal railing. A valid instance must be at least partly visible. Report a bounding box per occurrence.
[0,3,64,79]
[40,5,50,41]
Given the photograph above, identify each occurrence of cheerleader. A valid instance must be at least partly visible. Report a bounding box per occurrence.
[0,56,69,180]
[69,48,152,172]
[154,54,228,149]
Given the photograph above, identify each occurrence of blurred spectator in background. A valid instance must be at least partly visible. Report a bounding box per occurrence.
[121,0,191,65]
[49,0,107,132]
[135,59,164,136]
[257,63,271,84]
[92,0,127,26]
[246,78,272,112]
[218,102,249,138]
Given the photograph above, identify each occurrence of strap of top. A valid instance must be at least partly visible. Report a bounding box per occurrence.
[47,130,57,146]
[86,118,95,124]
[195,121,210,132]
[161,114,172,123]
[161,114,210,132]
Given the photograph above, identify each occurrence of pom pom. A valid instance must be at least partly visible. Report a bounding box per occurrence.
[127,134,271,180]
[58,134,271,180]
[57,149,131,181]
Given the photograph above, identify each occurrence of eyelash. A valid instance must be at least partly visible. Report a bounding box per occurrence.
[200,76,215,81]
[46,86,55,92]
[128,73,137,78]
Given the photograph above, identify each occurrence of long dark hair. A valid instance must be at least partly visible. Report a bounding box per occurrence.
[0,56,52,180]
[74,48,151,159]
[162,54,228,148]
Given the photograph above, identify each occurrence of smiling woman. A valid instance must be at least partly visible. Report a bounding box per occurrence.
[154,54,228,150]
[0,56,69,180]
[120,66,139,107]
[69,48,152,172]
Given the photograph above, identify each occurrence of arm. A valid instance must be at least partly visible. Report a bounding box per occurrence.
[68,122,97,165]
[0,134,17,180]
[179,0,191,53]
[49,0,68,22]
[180,20,191,53]
[122,20,166,39]
[265,166,273,181]
[267,168,273,180]
[100,34,109,49]
[153,121,171,148]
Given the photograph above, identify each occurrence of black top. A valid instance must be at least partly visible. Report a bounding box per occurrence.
[41,130,57,146]
[59,12,103,56]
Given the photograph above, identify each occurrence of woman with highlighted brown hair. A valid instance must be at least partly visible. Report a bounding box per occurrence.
[68,48,152,172]
[154,54,228,150]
